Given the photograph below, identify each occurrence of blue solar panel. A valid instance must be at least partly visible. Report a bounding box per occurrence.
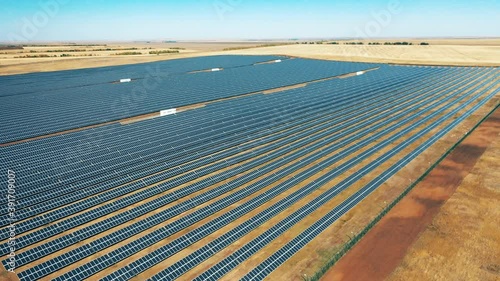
[0,58,379,143]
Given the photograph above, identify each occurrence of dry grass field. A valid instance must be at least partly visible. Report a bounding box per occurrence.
[0,41,287,75]
[0,38,498,75]
[228,43,500,67]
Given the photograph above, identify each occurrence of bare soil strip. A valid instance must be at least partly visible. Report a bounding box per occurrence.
[321,106,500,281]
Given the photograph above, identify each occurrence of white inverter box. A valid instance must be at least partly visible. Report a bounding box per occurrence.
[160,108,177,116]
[120,78,132,83]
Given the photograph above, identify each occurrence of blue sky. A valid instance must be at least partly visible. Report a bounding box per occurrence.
[1,0,499,42]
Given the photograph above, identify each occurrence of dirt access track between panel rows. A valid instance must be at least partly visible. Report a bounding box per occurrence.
[321,106,500,281]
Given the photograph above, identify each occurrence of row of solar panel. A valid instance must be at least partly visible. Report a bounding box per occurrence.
[0,63,389,157]
[194,78,499,280]
[151,69,493,280]
[0,59,376,144]
[0,68,418,221]
[0,66,442,226]
[11,65,492,278]
[1,70,482,276]
[108,69,499,281]
[0,66,434,211]
[0,65,425,170]
[0,67,468,256]
[0,67,441,258]
[7,80,452,270]
[57,68,498,281]
[0,64,390,200]
[0,59,379,142]
[0,64,434,260]
[0,55,284,96]
[4,67,492,278]
[239,80,500,281]
[19,71,439,278]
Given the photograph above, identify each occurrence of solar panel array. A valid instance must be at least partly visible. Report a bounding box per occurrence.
[0,57,378,143]
[0,55,283,96]
[0,55,498,281]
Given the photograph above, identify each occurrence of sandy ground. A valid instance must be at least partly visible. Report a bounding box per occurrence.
[0,39,498,75]
[321,107,500,281]
[0,270,18,281]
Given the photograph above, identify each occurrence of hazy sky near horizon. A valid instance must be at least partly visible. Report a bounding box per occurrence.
[1,0,499,42]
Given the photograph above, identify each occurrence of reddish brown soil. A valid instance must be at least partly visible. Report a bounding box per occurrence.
[321,107,500,281]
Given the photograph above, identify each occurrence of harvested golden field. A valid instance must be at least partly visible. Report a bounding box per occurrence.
[227,44,500,67]
[1,39,498,75]
[0,41,288,75]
